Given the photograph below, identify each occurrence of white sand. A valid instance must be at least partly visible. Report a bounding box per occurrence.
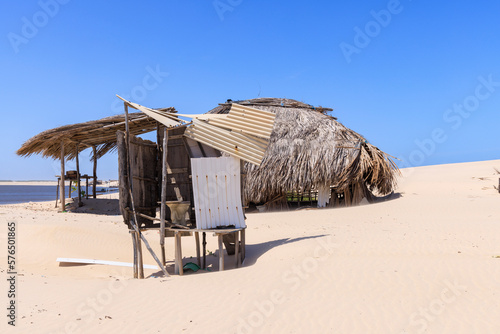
[1,160,499,333]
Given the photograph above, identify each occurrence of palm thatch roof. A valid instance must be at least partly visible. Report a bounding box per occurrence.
[207,98,399,204]
[16,109,175,160]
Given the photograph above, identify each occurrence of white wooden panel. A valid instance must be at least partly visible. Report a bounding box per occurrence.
[56,258,158,269]
[191,157,245,229]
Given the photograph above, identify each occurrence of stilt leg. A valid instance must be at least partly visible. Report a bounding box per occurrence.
[137,232,144,279]
[131,231,138,279]
[178,233,183,276]
[241,229,246,264]
[161,243,166,268]
[234,231,240,268]
[174,232,183,275]
[202,232,207,269]
[55,179,59,208]
[195,232,201,267]
[218,234,224,271]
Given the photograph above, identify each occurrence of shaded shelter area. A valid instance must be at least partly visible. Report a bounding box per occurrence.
[16,110,174,210]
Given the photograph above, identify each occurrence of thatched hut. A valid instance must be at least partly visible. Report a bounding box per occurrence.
[16,111,167,209]
[207,98,399,209]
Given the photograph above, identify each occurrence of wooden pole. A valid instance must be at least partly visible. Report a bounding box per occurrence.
[131,231,138,279]
[241,229,246,264]
[160,127,168,266]
[124,103,170,278]
[174,231,183,275]
[92,146,97,199]
[136,231,144,279]
[55,179,59,208]
[195,231,201,267]
[60,142,65,212]
[202,232,207,269]
[218,234,224,271]
[76,143,82,207]
[234,231,240,268]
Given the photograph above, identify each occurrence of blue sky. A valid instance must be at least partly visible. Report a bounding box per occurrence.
[1,0,499,180]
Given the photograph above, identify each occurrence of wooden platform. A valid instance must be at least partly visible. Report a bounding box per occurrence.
[55,174,95,207]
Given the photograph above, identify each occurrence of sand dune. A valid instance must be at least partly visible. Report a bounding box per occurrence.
[1,160,499,333]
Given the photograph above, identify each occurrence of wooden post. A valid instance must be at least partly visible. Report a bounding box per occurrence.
[160,127,168,266]
[76,143,82,207]
[136,231,144,279]
[174,232,179,275]
[92,146,97,199]
[241,229,246,264]
[131,231,138,279]
[60,142,65,212]
[55,178,59,208]
[202,232,207,269]
[195,231,201,267]
[174,231,184,275]
[85,177,89,200]
[123,102,170,278]
[218,234,224,271]
[234,231,240,268]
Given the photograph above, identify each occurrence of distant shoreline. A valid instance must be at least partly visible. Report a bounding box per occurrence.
[0,180,59,186]
[0,180,119,187]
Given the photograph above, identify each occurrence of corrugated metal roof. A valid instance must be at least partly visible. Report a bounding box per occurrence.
[115,97,274,166]
[116,95,184,128]
[184,119,268,166]
[205,103,275,139]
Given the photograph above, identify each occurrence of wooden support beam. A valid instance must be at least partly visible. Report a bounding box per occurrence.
[234,231,240,268]
[160,127,168,266]
[174,231,183,275]
[76,143,82,207]
[218,234,224,271]
[131,231,138,279]
[55,179,59,208]
[137,231,144,279]
[60,142,65,212]
[124,103,170,278]
[202,232,206,269]
[195,232,201,267]
[92,146,97,199]
[241,229,246,264]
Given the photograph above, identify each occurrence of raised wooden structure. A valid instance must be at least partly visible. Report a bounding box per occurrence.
[114,102,250,278]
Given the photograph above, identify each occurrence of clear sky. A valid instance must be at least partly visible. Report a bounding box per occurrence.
[1,0,499,181]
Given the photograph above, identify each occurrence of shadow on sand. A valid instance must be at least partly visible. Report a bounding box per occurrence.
[145,234,329,278]
[66,197,122,216]
[371,191,403,204]
[243,234,328,266]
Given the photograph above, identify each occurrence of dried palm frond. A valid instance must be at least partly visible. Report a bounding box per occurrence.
[208,98,399,203]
